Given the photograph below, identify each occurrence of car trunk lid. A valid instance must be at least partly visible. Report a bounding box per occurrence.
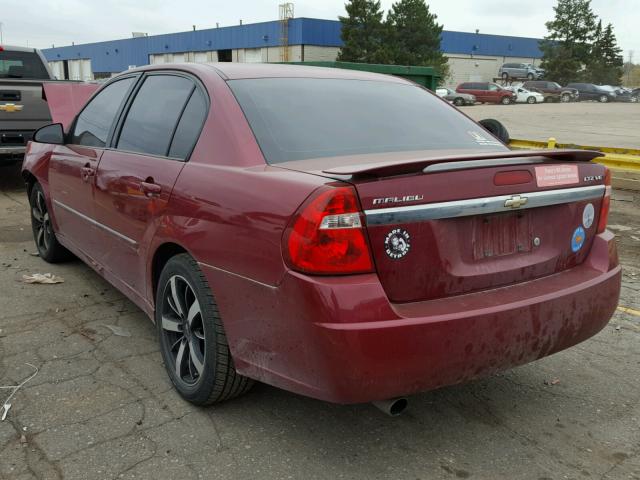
[279,149,608,303]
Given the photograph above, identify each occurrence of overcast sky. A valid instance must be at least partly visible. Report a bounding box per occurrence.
[1,0,637,59]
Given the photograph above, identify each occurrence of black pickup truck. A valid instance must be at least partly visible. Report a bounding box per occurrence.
[0,45,55,163]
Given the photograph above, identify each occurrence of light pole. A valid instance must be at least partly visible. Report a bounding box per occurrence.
[0,23,4,44]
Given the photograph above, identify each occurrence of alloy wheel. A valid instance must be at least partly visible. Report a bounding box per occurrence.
[160,275,206,386]
[32,190,52,253]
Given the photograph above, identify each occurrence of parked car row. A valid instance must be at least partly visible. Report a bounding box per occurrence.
[438,80,638,106]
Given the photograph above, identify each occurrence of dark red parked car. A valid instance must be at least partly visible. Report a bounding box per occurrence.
[456,82,517,105]
[22,64,620,411]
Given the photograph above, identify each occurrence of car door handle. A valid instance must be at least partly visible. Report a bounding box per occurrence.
[81,166,95,182]
[140,181,161,197]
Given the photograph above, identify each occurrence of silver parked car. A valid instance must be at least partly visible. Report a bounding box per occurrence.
[498,63,544,81]
[435,87,476,106]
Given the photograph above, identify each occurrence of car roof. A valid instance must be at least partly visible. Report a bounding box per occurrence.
[0,45,38,53]
[125,62,411,84]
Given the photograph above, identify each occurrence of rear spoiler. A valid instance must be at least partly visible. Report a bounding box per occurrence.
[321,149,603,177]
[42,82,100,129]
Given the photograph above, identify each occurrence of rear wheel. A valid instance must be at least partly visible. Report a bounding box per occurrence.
[156,254,253,405]
[29,183,72,263]
[501,96,512,105]
[599,94,609,103]
[453,97,464,106]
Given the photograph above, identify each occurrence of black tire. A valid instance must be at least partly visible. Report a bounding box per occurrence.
[453,97,464,106]
[501,96,512,105]
[631,95,638,103]
[599,95,609,103]
[156,253,253,405]
[527,96,536,104]
[29,182,72,263]
[478,118,510,144]
[527,73,535,80]
[501,72,509,81]
[560,94,570,103]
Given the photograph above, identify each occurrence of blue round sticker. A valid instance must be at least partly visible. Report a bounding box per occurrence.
[571,226,586,253]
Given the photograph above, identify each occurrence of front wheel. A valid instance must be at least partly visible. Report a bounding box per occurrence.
[599,95,609,103]
[29,183,72,263]
[156,254,253,405]
[527,96,536,104]
[501,96,512,105]
[453,97,464,106]
[527,73,534,80]
[631,95,638,103]
[561,94,571,103]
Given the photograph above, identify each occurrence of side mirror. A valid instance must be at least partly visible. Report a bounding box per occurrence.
[33,123,65,145]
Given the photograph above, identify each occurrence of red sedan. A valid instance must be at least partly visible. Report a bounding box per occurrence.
[22,64,620,412]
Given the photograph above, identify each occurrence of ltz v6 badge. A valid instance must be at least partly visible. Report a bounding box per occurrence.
[384,229,411,259]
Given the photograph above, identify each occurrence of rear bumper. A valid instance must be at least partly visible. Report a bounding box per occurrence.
[203,231,621,404]
[0,145,25,161]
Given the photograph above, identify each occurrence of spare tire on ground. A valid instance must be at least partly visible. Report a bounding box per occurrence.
[478,118,510,145]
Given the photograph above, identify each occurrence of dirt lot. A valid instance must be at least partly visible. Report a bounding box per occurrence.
[1,153,639,479]
[464,101,640,149]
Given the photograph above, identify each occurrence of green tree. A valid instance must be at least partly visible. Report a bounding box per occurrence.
[585,22,623,84]
[385,0,448,75]
[337,0,390,64]
[540,0,598,84]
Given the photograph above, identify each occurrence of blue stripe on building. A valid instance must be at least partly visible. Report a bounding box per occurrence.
[42,17,542,73]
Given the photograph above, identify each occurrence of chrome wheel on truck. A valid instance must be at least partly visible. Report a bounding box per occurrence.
[156,254,253,405]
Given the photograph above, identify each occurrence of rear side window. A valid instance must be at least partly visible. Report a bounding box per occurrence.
[0,50,49,79]
[229,78,508,164]
[71,77,135,147]
[168,88,207,159]
[117,75,195,156]
[459,83,470,89]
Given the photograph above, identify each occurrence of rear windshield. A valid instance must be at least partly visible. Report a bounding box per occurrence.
[0,50,49,79]
[228,78,508,164]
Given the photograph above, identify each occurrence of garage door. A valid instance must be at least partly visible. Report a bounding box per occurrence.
[244,48,262,63]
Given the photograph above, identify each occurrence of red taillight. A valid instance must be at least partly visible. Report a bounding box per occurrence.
[285,186,373,275]
[493,170,533,186]
[597,168,611,234]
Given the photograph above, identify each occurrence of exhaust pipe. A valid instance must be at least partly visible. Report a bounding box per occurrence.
[372,397,408,416]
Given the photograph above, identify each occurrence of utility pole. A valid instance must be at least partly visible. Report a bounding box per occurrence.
[0,22,4,44]
[628,51,635,85]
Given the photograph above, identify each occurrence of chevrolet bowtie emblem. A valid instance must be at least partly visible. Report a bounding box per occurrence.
[0,103,23,113]
[504,195,528,209]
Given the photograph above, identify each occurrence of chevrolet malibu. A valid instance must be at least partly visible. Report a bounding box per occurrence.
[22,64,620,411]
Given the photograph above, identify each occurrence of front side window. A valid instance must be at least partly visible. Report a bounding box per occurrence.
[117,75,195,156]
[229,78,508,164]
[71,77,135,147]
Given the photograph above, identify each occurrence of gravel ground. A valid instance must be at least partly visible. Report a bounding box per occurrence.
[463,101,640,149]
[0,159,639,480]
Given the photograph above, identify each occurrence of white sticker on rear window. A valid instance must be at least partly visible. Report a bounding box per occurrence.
[534,165,579,187]
[467,131,503,147]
